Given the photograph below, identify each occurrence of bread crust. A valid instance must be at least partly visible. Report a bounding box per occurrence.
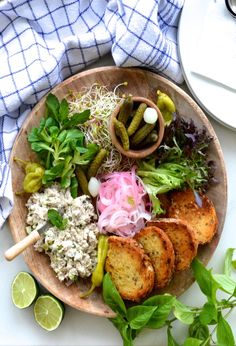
[105,236,155,302]
[147,218,198,271]
[134,226,175,288]
[167,189,218,244]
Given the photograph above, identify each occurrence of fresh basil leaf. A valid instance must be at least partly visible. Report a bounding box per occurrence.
[63,109,90,128]
[224,248,236,277]
[111,317,133,346]
[191,259,219,302]
[173,300,194,325]
[103,273,127,317]
[127,305,157,330]
[143,293,174,306]
[189,317,210,344]
[31,142,54,153]
[182,337,203,346]
[143,294,175,329]
[199,302,217,325]
[46,93,60,120]
[217,312,235,346]
[47,209,67,230]
[167,327,180,346]
[59,98,69,123]
[213,274,236,295]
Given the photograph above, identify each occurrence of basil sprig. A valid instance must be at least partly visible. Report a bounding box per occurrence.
[103,249,236,346]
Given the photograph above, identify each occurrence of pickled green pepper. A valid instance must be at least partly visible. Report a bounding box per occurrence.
[14,157,45,193]
[80,234,108,298]
[157,90,176,126]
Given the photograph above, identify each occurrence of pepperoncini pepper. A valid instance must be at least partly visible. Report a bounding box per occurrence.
[14,157,45,193]
[81,234,108,298]
[157,90,176,126]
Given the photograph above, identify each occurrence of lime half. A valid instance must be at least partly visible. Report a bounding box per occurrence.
[34,295,65,331]
[11,272,38,309]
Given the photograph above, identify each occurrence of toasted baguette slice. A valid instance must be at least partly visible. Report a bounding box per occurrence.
[134,226,175,288]
[168,189,218,244]
[105,236,154,302]
[147,218,198,271]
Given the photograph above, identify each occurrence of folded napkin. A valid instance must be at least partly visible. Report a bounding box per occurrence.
[191,0,236,91]
[0,0,184,228]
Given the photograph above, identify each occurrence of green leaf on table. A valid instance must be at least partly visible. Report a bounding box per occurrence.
[167,327,180,346]
[142,293,174,307]
[46,93,60,120]
[199,302,218,325]
[111,315,133,346]
[191,259,219,302]
[173,300,194,325]
[224,248,236,277]
[127,305,157,330]
[189,317,210,344]
[103,273,127,317]
[47,209,67,230]
[63,109,90,128]
[213,274,236,295]
[217,312,235,346]
[142,294,175,329]
[183,337,203,346]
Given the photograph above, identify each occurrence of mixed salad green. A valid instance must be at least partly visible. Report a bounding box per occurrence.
[138,116,216,214]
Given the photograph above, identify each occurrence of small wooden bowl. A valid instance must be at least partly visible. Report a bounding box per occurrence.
[110,96,165,159]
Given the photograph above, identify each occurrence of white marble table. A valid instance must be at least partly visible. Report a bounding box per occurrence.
[1,56,236,345]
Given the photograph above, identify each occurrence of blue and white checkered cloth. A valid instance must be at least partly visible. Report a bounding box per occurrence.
[0,0,184,228]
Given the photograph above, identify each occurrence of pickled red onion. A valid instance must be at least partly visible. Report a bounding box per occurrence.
[97,169,151,237]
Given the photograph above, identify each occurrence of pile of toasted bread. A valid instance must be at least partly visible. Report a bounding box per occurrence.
[105,189,218,302]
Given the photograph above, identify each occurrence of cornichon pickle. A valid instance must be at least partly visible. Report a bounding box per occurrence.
[140,130,159,146]
[76,167,89,195]
[131,123,155,146]
[127,103,147,136]
[114,118,130,151]
[117,95,133,126]
[157,90,176,126]
[87,148,107,179]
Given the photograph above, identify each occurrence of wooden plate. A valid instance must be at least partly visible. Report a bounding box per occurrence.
[8,67,227,317]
